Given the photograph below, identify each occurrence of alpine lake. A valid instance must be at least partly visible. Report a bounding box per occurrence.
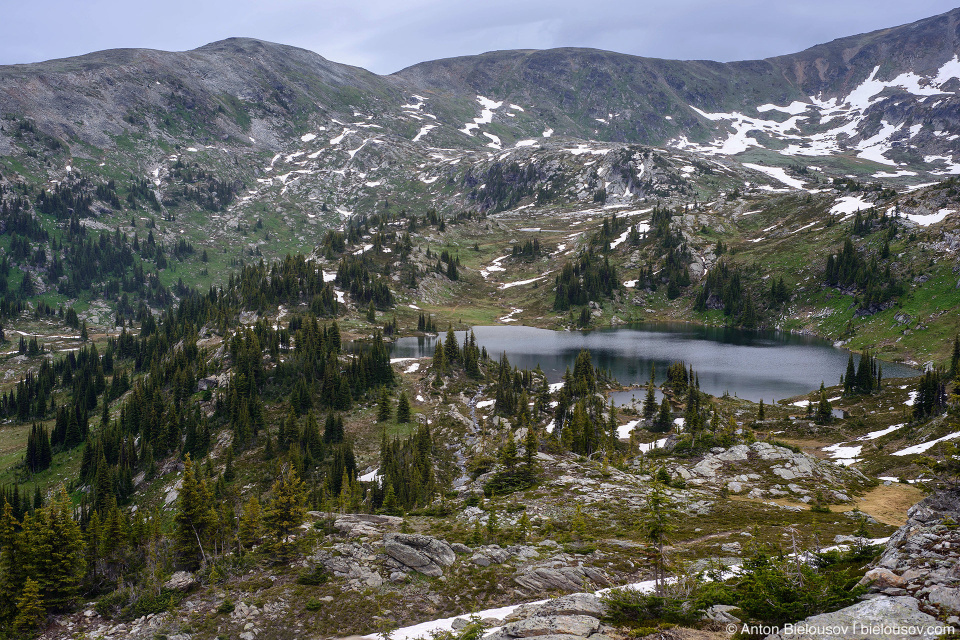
[389,323,918,406]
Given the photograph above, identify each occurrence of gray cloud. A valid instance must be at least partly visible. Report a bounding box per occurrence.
[0,0,957,73]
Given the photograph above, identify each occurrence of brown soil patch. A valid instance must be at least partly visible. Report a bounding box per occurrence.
[728,484,924,527]
[839,483,925,527]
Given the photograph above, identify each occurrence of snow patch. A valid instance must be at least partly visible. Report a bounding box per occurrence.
[893,432,960,457]
[330,129,354,145]
[856,424,905,441]
[742,163,805,189]
[413,124,437,142]
[904,209,953,226]
[822,443,862,466]
[499,308,522,323]
[499,276,545,289]
[831,196,873,217]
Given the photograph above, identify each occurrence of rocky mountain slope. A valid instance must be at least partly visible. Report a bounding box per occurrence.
[2,10,960,640]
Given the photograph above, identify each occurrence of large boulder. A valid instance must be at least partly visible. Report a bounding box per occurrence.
[499,615,600,638]
[928,586,960,614]
[163,571,196,592]
[383,533,456,577]
[506,593,605,622]
[514,565,610,592]
[860,568,906,590]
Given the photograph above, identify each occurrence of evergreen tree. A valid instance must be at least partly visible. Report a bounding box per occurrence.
[444,327,459,366]
[377,388,392,422]
[843,353,856,396]
[174,455,214,569]
[27,487,84,611]
[641,481,676,596]
[264,466,306,560]
[499,431,518,468]
[13,577,44,631]
[951,335,960,380]
[814,383,834,425]
[380,483,398,515]
[643,364,657,421]
[239,496,262,551]
[396,392,411,424]
[913,370,947,421]
[651,397,672,433]
[323,413,344,445]
[757,399,765,421]
[0,499,20,622]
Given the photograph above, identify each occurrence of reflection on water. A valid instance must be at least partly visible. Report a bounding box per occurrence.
[390,323,917,404]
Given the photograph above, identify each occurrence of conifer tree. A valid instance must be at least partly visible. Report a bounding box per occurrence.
[444,327,459,365]
[0,499,20,622]
[433,341,447,376]
[27,486,84,612]
[651,397,672,433]
[517,511,530,541]
[951,335,960,379]
[323,413,344,445]
[641,480,676,596]
[499,431,518,469]
[843,353,856,395]
[377,388,392,422]
[264,466,306,560]
[523,427,538,467]
[396,392,411,424]
[13,577,44,631]
[643,380,657,421]
[381,482,398,515]
[815,383,834,425]
[239,496,262,551]
[757,399,765,421]
[174,455,214,569]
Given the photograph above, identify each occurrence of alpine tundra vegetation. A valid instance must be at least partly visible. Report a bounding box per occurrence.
[2,6,960,640]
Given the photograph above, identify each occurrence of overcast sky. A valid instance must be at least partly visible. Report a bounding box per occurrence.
[2,1,958,74]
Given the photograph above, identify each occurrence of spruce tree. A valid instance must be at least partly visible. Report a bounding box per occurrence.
[264,466,307,560]
[815,383,834,425]
[643,381,657,421]
[444,327,459,365]
[377,388,392,422]
[951,334,960,380]
[843,352,856,395]
[29,487,83,611]
[174,455,214,569]
[0,499,20,623]
[323,413,344,445]
[522,428,539,483]
[651,397,672,433]
[13,577,44,631]
[499,431,518,469]
[396,392,411,424]
[239,496,262,551]
[641,480,676,596]
[381,483,398,515]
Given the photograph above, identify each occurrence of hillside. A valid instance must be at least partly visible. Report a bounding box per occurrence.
[0,8,959,640]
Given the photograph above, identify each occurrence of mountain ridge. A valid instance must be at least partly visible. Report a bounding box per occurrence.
[0,7,958,155]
